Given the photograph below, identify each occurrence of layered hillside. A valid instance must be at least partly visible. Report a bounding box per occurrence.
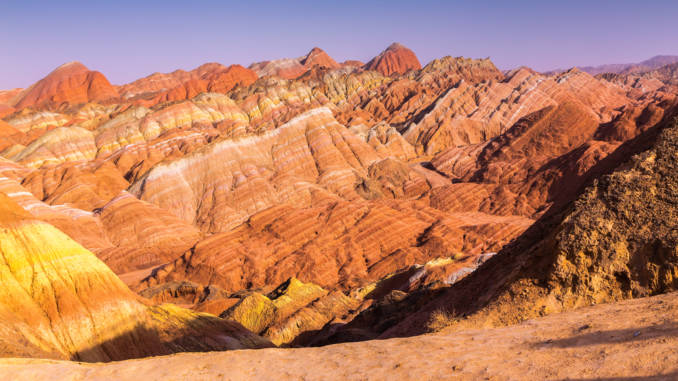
[118,64,257,106]
[380,111,678,337]
[0,193,269,361]
[544,55,678,77]
[1,43,677,353]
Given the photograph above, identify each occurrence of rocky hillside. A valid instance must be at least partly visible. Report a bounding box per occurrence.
[0,193,269,361]
[382,111,678,337]
[1,42,677,355]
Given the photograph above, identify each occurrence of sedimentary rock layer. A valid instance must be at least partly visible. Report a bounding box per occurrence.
[0,193,269,361]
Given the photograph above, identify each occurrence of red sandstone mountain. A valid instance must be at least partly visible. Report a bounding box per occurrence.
[1,44,678,374]
[117,63,221,98]
[11,62,119,109]
[364,42,422,76]
[301,47,340,69]
[117,63,257,106]
[147,64,257,105]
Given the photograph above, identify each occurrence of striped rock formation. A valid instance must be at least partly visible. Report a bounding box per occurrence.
[15,162,203,275]
[0,172,180,280]
[139,65,258,106]
[0,89,21,118]
[5,110,68,133]
[129,107,394,232]
[429,95,675,220]
[0,193,269,361]
[141,199,532,294]
[301,47,341,69]
[9,126,96,168]
[403,67,630,155]
[379,110,678,339]
[1,44,677,356]
[118,63,225,99]
[0,120,24,151]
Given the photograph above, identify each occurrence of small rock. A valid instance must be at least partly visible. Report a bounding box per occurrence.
[578,324,591,331]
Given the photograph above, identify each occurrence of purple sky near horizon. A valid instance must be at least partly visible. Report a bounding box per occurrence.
[1,0,676,89]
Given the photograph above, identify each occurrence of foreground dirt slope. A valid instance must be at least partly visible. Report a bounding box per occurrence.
[2,291,678,380]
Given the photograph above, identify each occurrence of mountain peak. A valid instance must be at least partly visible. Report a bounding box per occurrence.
[12,61,118,109]
[301,47,339,69]
[364,42,421,76]
[386,42,406,51]
[47,61,90,78]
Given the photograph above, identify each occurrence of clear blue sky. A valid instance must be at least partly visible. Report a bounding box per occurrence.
[1,0,676,89]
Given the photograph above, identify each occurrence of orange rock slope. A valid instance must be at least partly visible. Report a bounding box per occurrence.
[0,193,269,361]
[364,42,422,76]
[11,62,119,109]
[4,290,678,380]
[1,43,678,355]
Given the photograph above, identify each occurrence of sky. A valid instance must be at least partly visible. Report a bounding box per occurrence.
[1,0,677,89]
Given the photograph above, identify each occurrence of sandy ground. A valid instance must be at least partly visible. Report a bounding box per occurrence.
[2,292,678,380]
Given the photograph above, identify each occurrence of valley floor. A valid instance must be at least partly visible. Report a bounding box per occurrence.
[3,291,678,380]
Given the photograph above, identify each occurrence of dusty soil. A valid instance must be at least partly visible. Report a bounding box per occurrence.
[2,291,678,380]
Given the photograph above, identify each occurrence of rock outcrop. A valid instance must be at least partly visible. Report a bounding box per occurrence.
[220,277,359,346]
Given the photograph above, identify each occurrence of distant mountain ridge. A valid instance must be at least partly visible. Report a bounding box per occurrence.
[544,55,678,76]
